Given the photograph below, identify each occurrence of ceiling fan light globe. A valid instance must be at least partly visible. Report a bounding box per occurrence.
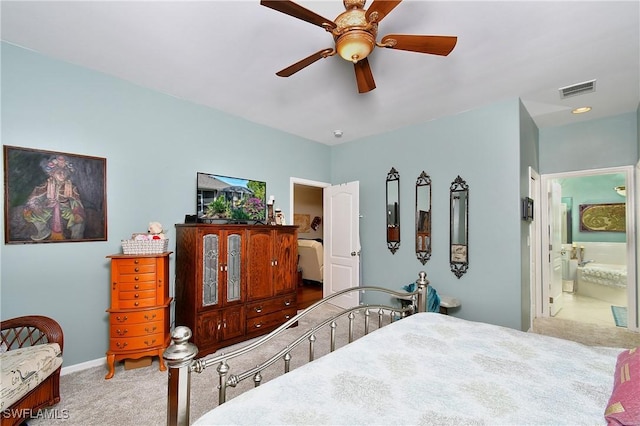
[336,30,375,63]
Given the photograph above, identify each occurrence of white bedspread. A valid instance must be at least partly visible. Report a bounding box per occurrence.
[195,312,622,425]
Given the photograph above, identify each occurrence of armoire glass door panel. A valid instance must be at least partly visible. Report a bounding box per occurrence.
[226,233,242,302]
[202,233,219,306]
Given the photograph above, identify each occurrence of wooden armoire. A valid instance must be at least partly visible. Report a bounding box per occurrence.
[174,224,298,357]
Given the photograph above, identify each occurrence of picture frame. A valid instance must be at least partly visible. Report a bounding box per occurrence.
[579,202,625,232]
[3,145,107,244]
[522,197,534,222]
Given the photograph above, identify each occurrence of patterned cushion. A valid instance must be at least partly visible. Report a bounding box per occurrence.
[605,347,640,425]
[0,343,63,409]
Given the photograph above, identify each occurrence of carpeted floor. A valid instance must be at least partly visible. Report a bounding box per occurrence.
[532,316,639,348]
[26,308,639,426]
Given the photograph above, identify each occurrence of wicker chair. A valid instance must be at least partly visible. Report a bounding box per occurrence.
[1,316,64,426]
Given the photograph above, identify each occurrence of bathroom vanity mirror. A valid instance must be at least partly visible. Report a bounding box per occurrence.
[415,171,432,264]
[450,175,469,278]
[386,167,400,254]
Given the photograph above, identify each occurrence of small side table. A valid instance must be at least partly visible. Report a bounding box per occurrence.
[439,295,461,315]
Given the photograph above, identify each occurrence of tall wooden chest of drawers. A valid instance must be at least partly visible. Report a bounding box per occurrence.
[105,252,172,379]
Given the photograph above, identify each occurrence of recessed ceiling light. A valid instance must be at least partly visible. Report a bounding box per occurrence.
[333,130,343,138]
[572,106,592,114]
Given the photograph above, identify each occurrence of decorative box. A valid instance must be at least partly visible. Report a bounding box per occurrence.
[121,238,169,255]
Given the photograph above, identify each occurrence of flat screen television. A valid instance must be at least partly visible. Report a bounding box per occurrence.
[197,172,267,223]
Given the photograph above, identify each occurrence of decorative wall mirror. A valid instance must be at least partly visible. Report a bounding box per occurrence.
[415,171,432,265]
[450,175,469,278]
[386,167,400,254]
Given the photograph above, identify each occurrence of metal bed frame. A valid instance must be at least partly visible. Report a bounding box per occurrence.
[164,272,429,426]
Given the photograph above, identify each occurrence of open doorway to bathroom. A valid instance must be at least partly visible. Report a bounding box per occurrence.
[539,166,637,331]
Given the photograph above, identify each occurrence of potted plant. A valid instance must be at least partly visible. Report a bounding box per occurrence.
[205,197,230,222]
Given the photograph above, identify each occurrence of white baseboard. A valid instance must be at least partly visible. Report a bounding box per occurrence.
[61,357,105,376]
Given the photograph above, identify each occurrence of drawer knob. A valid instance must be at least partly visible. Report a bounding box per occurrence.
[134,259,139,264]
[116,316,128,322]
[134,302,139,306]
[145,326,157,334]
[284,300,292,306]
[285,315,291,320]
[144,339,157,347]
[116,329,128,336]
[134,276,139,281]
[254,306,263,313]
[144,314,157,321]
[254,322,263,328]
[135,267,139,272]
[116,342,128,349]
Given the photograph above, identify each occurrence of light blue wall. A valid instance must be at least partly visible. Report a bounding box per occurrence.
[539,112,638,174]
[0,43,330,366]
[518,100,539,330]
[4,42,633,368]
[331,98,526,330]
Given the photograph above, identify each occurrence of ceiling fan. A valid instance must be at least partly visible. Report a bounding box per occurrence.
[260,0,458,93]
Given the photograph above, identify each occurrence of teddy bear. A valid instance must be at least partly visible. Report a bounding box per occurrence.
[147,221,166,240]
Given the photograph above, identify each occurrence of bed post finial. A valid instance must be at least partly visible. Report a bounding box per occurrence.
[416,271,429,313]
[164,326,198,426]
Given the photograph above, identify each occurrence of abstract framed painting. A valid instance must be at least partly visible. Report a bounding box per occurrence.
[3,145,107,244]
[579,202,625,232]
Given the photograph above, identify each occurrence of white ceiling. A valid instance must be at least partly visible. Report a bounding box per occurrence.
[2,1,639,146]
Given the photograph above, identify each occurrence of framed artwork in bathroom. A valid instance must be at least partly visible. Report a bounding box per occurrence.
[579,202,625,232]
[3,145,107,244]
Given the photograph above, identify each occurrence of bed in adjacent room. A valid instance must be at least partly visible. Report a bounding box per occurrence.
[164,283,638,426]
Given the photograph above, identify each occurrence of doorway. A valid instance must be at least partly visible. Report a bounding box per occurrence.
[290,178,362,309]
[290,178,329,309]
[538,166,637,331]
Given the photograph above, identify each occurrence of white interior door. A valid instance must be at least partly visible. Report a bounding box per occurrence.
[323,181,360,308]
[548,180,564,316]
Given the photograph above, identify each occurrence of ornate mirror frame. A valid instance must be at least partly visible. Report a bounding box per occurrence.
[386,167,400,254]
[450,175,469,278]
[415,171,432,265]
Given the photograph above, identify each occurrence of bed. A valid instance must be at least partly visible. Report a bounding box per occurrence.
[297,239,323,284]
[164,276,638,426]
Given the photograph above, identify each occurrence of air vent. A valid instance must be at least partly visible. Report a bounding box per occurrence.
[559,79,596,99]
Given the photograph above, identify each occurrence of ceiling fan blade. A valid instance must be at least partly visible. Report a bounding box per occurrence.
[365,0,402,23]
[261,1,336,30]
[354,58,376,93]
[276,49,335,77]
[380,34,458,56]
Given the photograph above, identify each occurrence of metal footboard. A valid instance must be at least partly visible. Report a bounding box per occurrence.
[164,279,428,426]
